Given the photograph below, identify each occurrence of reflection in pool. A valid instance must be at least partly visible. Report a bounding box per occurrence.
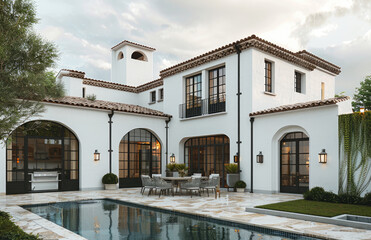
[24,199,317,240]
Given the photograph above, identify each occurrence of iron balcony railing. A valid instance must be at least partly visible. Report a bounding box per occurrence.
[179,95,226,119]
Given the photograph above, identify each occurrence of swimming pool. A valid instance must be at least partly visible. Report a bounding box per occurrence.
[23,199,319,240]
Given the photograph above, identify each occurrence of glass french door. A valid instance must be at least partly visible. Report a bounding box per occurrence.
[280,132,309,194]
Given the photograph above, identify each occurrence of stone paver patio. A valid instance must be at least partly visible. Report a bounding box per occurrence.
[0,189,370,240]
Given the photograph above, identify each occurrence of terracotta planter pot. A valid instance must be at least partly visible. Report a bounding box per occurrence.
[104,184,117,190]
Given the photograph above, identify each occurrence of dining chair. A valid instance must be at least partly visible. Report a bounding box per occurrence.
[179,177,201,198]
[140,175,156,196]
[154,177,174,198]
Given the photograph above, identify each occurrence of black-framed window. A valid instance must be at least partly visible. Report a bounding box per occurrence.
[158,88,164,101]
[295,71,302,93]
[264,60,273,92]
[185,74,202,117]
[208,66,226,114]
[184,135,229,186]
[119,129,161,186]
[150,91,156,103]
[6,121,79,194]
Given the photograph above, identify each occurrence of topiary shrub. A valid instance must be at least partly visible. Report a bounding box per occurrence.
[102,173,118,184]
[234,180,246,189]
[304,187,325,201]
[362,192,371,206]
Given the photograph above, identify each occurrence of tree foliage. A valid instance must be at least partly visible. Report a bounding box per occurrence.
[352,76,371,111]
[0,0,63,141]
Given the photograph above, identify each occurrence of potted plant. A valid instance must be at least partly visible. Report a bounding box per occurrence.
[235,180,246,193]
[166,163,178,177]
[175,164,188,177]
[102,173,118,190]
[225,163,240,191]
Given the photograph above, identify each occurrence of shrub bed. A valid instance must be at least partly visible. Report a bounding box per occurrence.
[0,211,40,239]
[303,187,371,206]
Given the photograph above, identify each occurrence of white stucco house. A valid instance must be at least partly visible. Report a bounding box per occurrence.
[1,35,354,195]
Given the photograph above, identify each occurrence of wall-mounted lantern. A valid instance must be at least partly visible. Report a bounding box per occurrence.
[256,151,264,163]
[318,149,327,163]
[94,150,100,161]
[234,153,239,163]
[170,153,175,164]
[360,107,365,114]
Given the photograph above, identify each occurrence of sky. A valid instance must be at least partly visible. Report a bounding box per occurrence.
[33,0,371,96]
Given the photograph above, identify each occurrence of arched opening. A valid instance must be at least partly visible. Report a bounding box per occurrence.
[184,135,229,187]
[280,132,309,194]
[131,51,147,61]
[6,120,79,194]
[117,51,124,60]
[118,129,161,187]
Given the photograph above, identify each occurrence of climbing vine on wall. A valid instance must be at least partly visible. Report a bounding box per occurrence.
[339,112,371,196]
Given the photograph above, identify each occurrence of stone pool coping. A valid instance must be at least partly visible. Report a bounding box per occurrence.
[246,207,371,230]
[1,189,371,240]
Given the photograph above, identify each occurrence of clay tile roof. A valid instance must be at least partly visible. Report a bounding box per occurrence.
[296,50,341,74]
[249,96,350,117]
[61,69,163,93]
[160,34,340,78]
[43,96,171,118]
[111,40,156,51]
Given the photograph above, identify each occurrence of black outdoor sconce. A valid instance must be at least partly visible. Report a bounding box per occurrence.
[170,153,176,164]
[256,151,263,163]
[94,149,100,161]
[234,153,239,163]
[318,149,327,163]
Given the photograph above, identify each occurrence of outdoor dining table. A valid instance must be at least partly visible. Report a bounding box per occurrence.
[161,176,208,193]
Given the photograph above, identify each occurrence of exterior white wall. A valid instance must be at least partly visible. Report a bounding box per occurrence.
[0,103,167,194]
[59,76,84,98]
[251,105,340,193]
[82,84,138,104]
[111,45,154,86]
[251,49,336,112]
[137,86,164,112]
[163,50,254,170]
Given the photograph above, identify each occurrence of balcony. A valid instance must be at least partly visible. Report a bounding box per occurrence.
[179,95,226,119]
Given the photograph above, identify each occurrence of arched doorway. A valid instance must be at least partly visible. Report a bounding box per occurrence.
[280,132,309,193]
[6,121,79,194]
[118,129,161,188]
[184,135,229,187]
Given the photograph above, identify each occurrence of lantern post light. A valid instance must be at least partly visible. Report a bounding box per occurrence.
[256,151,264,163]
[360,107,365,114]
[94,150,100,161]
[170,153,175,164]
[318,149,327,163]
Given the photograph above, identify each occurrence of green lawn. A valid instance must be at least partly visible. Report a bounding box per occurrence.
[256,199,371,217]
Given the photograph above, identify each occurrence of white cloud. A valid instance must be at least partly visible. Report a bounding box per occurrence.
[310,24,338,37]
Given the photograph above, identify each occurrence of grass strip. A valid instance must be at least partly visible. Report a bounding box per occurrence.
[256,199,371,217]
[0,211,41,240]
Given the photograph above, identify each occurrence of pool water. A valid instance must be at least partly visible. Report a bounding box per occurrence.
[24,199,317,240]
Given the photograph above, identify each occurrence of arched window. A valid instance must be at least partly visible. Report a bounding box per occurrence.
[6,121,79,194]
[119,129,161,187]
[117,51,124,60]
[280,131,309,194]
[131,51,147,61]
[185,135,229,186]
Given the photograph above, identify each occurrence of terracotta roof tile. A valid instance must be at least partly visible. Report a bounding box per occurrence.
[249,96,350,116]
[160,34,340,78]
[111,40,156,51]
[296,50,341,74]
[43,96,171,118]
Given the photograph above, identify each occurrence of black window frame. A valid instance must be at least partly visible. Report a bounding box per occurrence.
[208,66,226,114]
[295,71,302,93]
[185,74,202,117]
[150,91,156,103]
[264,60,273,93]
[158,88,164,101]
